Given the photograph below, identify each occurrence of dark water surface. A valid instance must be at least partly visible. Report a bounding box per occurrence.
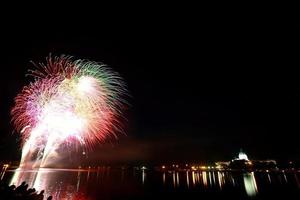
[1,168,300,199]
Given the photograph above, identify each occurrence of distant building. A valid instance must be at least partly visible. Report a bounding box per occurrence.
[238,150,249,161]
[215,150,251,170]
[228,149,277,170]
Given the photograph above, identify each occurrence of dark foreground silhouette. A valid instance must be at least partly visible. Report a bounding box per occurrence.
[0,181,52,200]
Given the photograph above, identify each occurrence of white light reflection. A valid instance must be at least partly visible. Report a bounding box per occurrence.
[212,171,216,185]
[0,164,9,180]
[222,172,226,185]
[267,173,272,183]
[142,169,146,184]
[192,171,196,186]
[282,171,288,183]
[231,176,235,186]
[217,171,224,189]
[186,171,190,188]
[208,172,212,186]
[202,171,207,187]
[195,172,199,184]
[172,171,176,187]
[243,172,258,197]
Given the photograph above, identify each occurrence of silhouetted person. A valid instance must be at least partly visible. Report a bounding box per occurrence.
[0,180,52,200]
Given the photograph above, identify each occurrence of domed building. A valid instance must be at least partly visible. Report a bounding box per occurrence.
[215,149,278,170]
[238,150,249,161]
[228,149,252,170]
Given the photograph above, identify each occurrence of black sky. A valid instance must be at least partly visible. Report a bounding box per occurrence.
[0,9,299,163]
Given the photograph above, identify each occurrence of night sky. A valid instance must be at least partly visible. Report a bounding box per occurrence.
[0,10,299,164]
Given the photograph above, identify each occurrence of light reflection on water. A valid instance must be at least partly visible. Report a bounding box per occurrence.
[159,170,299,198]
[9,168,92,199]
[2,168,300,199]
[243,172,258,197]
[142,169,146,184]
[186,171,189,188]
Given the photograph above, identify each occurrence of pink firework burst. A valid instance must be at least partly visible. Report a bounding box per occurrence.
[11,55,127,158]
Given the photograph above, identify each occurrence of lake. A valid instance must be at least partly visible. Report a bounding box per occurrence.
[1,167,300,199]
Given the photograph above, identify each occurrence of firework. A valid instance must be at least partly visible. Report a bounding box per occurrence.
[11,55,127,168]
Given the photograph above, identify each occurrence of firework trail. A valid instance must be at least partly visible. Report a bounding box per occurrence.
[11,55,127,169]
